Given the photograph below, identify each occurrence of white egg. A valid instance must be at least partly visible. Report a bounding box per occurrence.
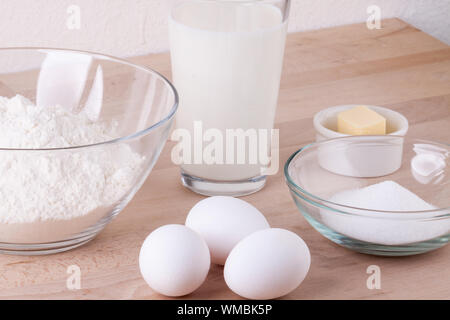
[185,196,270,265]
[224,228,311,300]
[139,224,210,297]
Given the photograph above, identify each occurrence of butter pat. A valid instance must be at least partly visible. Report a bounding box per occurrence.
[337,106,386,135]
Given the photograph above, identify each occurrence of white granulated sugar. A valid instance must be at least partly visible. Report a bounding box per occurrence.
[321,181,450,245]
[0,95,143,225]
[328,181,435,212]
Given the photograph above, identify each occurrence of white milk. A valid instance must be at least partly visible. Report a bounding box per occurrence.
[170,2,287,181]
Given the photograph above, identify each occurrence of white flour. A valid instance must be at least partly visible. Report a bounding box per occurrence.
[0,95,143,225]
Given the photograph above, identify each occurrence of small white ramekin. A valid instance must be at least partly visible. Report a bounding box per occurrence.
[313,105,409,142]
[313,105,409,177]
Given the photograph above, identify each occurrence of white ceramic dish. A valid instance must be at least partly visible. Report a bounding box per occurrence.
[313,105,409,177]
[313,104,409,142]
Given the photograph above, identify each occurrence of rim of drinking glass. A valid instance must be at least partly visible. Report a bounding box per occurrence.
[284,135,450,218]
[0,47,179,151]
[170,0,291,24]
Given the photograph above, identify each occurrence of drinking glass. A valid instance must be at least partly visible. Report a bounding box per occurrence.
[170,0,290,196]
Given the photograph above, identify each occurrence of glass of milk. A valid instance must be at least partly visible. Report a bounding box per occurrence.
[170,0,290,196]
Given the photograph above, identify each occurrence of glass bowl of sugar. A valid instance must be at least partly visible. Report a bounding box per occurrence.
[0,48,178,255]
[285,135,449,256]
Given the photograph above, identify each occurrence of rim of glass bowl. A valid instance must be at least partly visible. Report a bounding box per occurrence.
[0,47,179,151]
[284,135,450,220]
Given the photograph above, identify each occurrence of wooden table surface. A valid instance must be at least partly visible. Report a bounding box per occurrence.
[1,18,449,300]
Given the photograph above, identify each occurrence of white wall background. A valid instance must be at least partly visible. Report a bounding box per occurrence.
[0,0,448,58]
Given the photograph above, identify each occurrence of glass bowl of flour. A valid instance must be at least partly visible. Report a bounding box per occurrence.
[285,136,450,256]
[0,48,178,255]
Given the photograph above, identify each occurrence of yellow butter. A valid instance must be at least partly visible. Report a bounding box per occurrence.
[337,106,386,135]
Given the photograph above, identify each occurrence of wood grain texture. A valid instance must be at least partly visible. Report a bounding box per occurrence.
[0,18,449,300]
